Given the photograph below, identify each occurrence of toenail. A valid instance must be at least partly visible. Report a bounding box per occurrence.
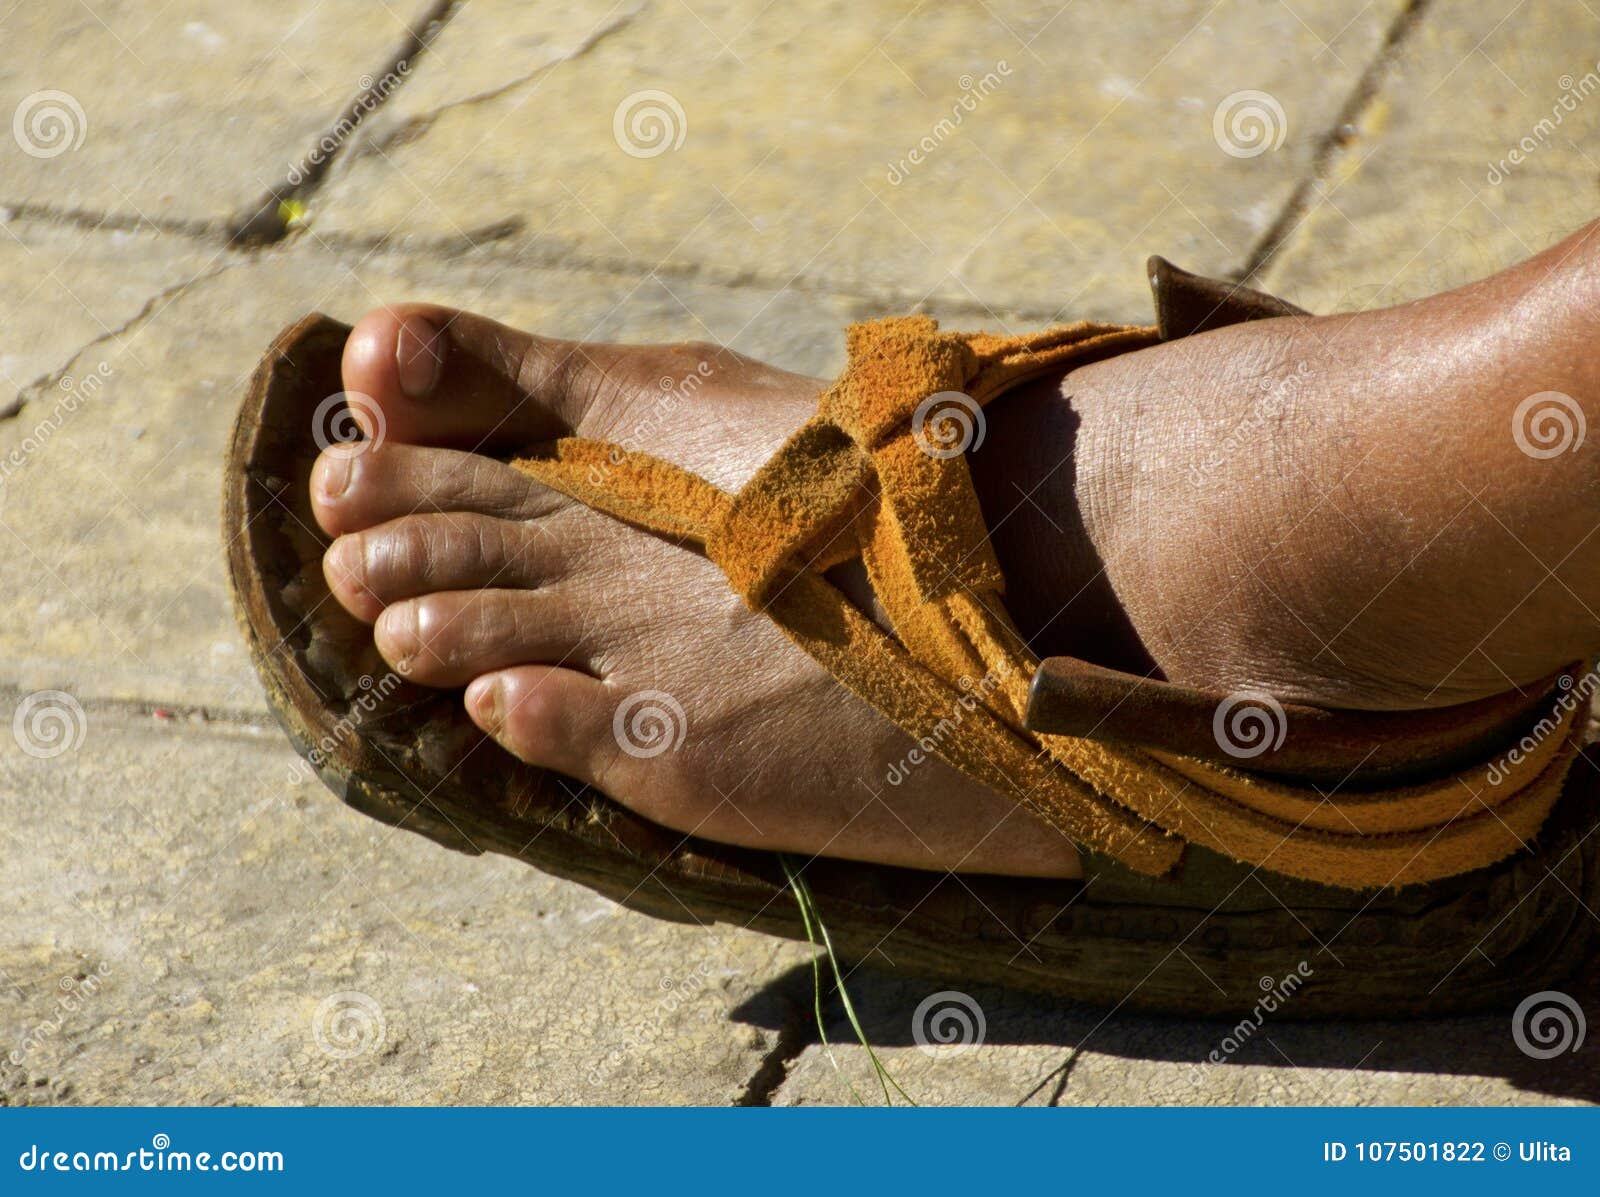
[469,676,505,732]
[380,601,421,672]
[325,534,368,593]
[395,314,445,399]
[314,451,353,502]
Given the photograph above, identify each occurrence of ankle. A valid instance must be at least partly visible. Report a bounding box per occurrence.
[968,371,1156,675]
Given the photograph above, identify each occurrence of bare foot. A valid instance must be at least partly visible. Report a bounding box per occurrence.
[308,222,1600,877]
[310,308,1087,877]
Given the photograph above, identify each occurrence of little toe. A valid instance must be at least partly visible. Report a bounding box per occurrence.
[323,513,568,624]
[309,440,564,538]
[340,304,611,451]
[372,589,591,687]
[465,665,615,781]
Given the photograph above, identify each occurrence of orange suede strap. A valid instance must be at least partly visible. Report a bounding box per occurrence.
[512,317,1584,888]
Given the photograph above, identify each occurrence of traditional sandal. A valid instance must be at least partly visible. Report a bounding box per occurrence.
[225,259,1600,1018]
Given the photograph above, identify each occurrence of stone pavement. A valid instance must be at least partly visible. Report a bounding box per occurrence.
[1,0,1596,1105]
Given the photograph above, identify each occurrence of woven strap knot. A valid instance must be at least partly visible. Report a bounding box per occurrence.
[705,317,999,609]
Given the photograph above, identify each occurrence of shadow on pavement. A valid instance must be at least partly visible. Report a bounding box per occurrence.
[731,955,1598,1104]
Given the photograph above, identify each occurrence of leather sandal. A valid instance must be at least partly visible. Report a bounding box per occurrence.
[224,259,1600,1018]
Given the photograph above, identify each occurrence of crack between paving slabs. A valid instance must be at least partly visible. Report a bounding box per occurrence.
[1,258,246,422]
[229,0,463,248]
[1236,0,1436,283]
[0,684,277,735]
[354,2,647,163]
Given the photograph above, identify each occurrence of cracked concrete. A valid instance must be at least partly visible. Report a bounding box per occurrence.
[0,222,227,414]
[0,1,436,228]
[1260,2,1600,309]
[1238,0,1433,281]
[346,3,647,161]
[0,709,809,1105]
[2,0,1597,1105]
[306,0,1408,319]
[230,0,461,247]
[11,260,243,417]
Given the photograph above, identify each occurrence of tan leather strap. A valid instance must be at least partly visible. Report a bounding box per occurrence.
[512,316,1585,888]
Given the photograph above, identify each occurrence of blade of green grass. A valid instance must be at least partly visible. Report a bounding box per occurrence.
[781,856,915,1106]
[782,857,864,1105]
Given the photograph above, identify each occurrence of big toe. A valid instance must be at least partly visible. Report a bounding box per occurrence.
[340,303,599,451]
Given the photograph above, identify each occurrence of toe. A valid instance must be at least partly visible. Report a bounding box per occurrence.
[340,304,607,451]
[309,441,565,538]
[465,665,615,781]
[372,589,590,686]
[323,513,568,623]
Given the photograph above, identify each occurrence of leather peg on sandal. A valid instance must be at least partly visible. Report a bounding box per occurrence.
[1023,656,1272,763]
[1146,255,1308,341]
[1024,653,1573,787]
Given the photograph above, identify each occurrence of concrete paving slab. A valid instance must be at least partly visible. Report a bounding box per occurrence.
[309,0,1405,321]
[0,0,430,228]
[1262,2,1600,310]
[0,221,221,410]
[0,707,806,1105]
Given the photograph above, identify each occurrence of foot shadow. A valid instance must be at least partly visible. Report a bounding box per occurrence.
[730,955,1598,1105]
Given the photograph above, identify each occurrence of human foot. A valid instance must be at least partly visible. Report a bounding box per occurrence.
[309,306,1090,877]
[309,226,1600,876]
